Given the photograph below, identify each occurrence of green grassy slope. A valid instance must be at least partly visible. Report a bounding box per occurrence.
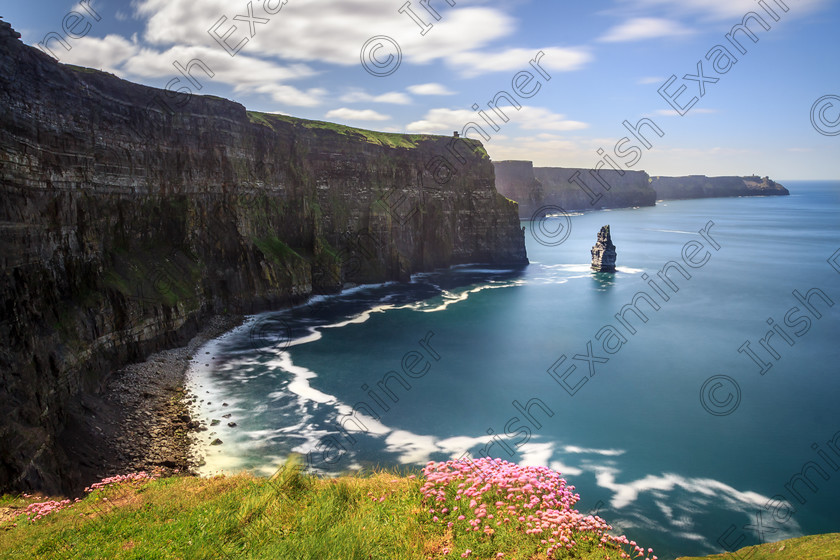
[2,460,837,560]
[676,533,840,560]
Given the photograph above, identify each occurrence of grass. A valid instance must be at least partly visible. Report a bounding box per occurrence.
[675,533,840,560]
[252,235,304,267]
[102,246,202,309]
[247,110,430,148]
[0,459,648,560]
[63,64,113,76]
[246,111,488,157]
[4,458,836,560]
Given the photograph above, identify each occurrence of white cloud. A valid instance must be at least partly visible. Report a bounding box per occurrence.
[48,34,138,70]
[122,44,317,86]
[485,134,593,166]
[325,108,391,121]
[448,47,592,78]
[599,17,694,42]
[133,0,515,68]
[130,0,592,77]
[405,107,587,140]
[405,108,479,134]
[406,105,586,134]
[246,84,327,107]
[339,90,412,105]
[54,37,325,107]
[516,107,589,131]
[407,83,456,96]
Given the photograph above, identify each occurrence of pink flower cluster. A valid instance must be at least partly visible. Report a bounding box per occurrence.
[13,470,160,525]
[420,458,656,560]
[84,470,158,493]
[17,498,76,522]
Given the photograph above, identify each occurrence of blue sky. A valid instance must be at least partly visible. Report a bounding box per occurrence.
[5,0,840,179]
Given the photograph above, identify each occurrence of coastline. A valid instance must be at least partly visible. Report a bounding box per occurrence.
[61,314,244,494]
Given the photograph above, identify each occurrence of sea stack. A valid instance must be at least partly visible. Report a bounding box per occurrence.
[591,225,617,272]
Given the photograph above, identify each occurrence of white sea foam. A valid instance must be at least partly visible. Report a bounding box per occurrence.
[563,445,625,456]
[641,228,695,235]
[266,351,335,404]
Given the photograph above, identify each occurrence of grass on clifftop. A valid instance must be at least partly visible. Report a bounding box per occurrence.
[7,457,837,560]
[1,458,656,560]
[675,533,840,560]
[246,111,490,159]
[247,110,428,149]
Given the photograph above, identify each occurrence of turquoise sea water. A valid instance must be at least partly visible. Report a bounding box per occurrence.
[187,181,840,559]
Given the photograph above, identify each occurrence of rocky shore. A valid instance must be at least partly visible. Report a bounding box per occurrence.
[60,315,243,495]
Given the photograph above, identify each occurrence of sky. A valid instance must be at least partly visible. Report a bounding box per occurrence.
[5,0,840,179]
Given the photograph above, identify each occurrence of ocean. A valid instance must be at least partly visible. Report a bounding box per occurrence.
[186,180,840,559]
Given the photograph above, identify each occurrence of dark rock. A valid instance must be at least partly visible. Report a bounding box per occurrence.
[227,422,237,428]
[210,439,223,446]
[591,226,617,272]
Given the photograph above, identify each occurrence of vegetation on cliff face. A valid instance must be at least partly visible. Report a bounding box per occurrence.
[0,459,658,560]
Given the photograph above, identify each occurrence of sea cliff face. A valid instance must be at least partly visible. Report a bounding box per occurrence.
[0,20,526,494]
[650,175,789,200]
[494,160,656,218]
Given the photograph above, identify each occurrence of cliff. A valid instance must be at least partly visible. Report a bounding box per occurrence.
[650,175,789,200]
[0,19,526,494]
[494,161,656,218]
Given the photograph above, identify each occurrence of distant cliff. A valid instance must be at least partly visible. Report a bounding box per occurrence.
[494,161,788,218]
[0,19,526,494]
[494,161,655,218]
[651,175,789,200]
